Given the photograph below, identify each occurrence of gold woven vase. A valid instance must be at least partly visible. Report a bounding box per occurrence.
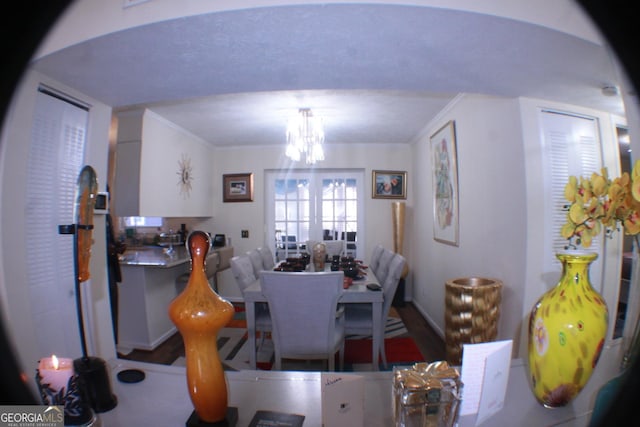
[444,277,503,365]
[391,201,409,278]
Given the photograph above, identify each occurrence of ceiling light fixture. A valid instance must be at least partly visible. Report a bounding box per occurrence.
[285,108,325,164]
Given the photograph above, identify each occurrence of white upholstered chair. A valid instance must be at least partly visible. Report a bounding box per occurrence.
[324,240,346,258]
[230,255,272,352]
[305,240,318,255]
[344,252,406,369]
[257,246,275,270]
[369,245,384,274]
[306,240,345,259]
[260,271,346,371]
[374,247,396,285]
[247,248,265,277]
[230,254,258,292]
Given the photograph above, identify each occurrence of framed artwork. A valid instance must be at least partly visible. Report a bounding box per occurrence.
[223,173,254,202]
[372,170,407,199]
[431,120,459,246]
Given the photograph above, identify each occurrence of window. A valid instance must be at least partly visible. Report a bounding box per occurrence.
[265,170,364,260]
[615,125,633,339]
[26,88,89,357]
[542,109,604,281]
[123,216,163,228]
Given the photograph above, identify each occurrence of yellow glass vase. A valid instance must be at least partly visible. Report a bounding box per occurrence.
[168,231,234,423]
[527,251,608,407]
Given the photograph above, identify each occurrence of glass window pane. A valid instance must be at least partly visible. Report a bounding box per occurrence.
[300,200,310,222]
[345,179,357,198]
[323,200,334,221]
[299,222,310,242]
[286,179,298,196]
[345,200,357,220]
[124,216,162,227]
[298,179,310,199]
[274,179,286,199]
[286,202,298,221]
[345,222,357,232]
[322,178,333,194]
[274,201,286,221]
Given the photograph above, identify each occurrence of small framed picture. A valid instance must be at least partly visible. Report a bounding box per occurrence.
[372,170,407,199]
[223,173,254,202]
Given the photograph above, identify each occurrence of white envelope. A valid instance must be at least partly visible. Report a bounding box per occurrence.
[460,339,513,425]
[321,373,364,427]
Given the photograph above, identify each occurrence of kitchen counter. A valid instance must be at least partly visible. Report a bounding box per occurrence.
[120,245,234,270]
[119,245,189,268]
[117,245,234,352]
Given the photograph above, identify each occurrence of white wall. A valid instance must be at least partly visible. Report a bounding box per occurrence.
[410,94,528,354]
[211,143,413,299]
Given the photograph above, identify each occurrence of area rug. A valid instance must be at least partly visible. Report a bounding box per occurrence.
[172,307,423,371]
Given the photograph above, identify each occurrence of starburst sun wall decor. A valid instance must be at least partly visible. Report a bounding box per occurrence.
[177,154,193,198]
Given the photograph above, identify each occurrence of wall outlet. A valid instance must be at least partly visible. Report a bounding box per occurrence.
[241,230,249,238]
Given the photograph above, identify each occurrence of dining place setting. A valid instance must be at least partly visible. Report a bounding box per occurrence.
[230,244,406,371]
[274,253,371,289]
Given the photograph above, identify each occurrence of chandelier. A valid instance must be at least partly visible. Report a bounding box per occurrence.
[285,108,325,164]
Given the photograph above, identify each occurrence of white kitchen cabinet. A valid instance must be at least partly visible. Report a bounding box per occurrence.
[114,109,214,217]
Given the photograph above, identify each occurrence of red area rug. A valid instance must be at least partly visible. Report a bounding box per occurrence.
[344,337,424,365]
[201,304,423,371]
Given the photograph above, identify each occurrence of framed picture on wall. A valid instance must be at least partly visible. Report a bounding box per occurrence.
[223,173,254,202]
[372,170,407,199]
[431,120,459,246]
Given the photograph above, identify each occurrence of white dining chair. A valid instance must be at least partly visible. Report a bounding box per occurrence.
[304,240,318,255]
[375,248,396,285]
[369,245,384,274]
[305,240,344,259]
[344,252,406,369]
[247,248,265,277]
[257,246,275,270]
[324,240,346,258]
[230,255,272,352]
[260,271,345,371]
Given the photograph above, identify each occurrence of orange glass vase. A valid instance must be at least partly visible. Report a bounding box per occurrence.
[168,231,234,423]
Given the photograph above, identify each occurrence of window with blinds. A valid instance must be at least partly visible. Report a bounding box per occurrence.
[541,109,603,278]
[25,88,88,357]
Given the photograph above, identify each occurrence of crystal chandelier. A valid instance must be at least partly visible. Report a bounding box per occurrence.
[285,108,325,164]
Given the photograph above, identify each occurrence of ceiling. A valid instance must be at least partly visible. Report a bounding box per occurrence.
[30,3,625,148]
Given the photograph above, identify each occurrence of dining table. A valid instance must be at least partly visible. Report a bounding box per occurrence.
[243,262,384,371]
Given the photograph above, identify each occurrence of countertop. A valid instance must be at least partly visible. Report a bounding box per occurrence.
[119,245,190,268]
[99,358,596,427]
[119,245,234,269]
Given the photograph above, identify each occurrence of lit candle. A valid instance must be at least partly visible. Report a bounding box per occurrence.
[38,355,74,393]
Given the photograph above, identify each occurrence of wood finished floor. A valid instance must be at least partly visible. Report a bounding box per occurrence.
[118,301,445,366]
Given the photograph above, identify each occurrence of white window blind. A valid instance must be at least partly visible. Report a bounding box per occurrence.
[25,88,88,358]
[541,110,603,280]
